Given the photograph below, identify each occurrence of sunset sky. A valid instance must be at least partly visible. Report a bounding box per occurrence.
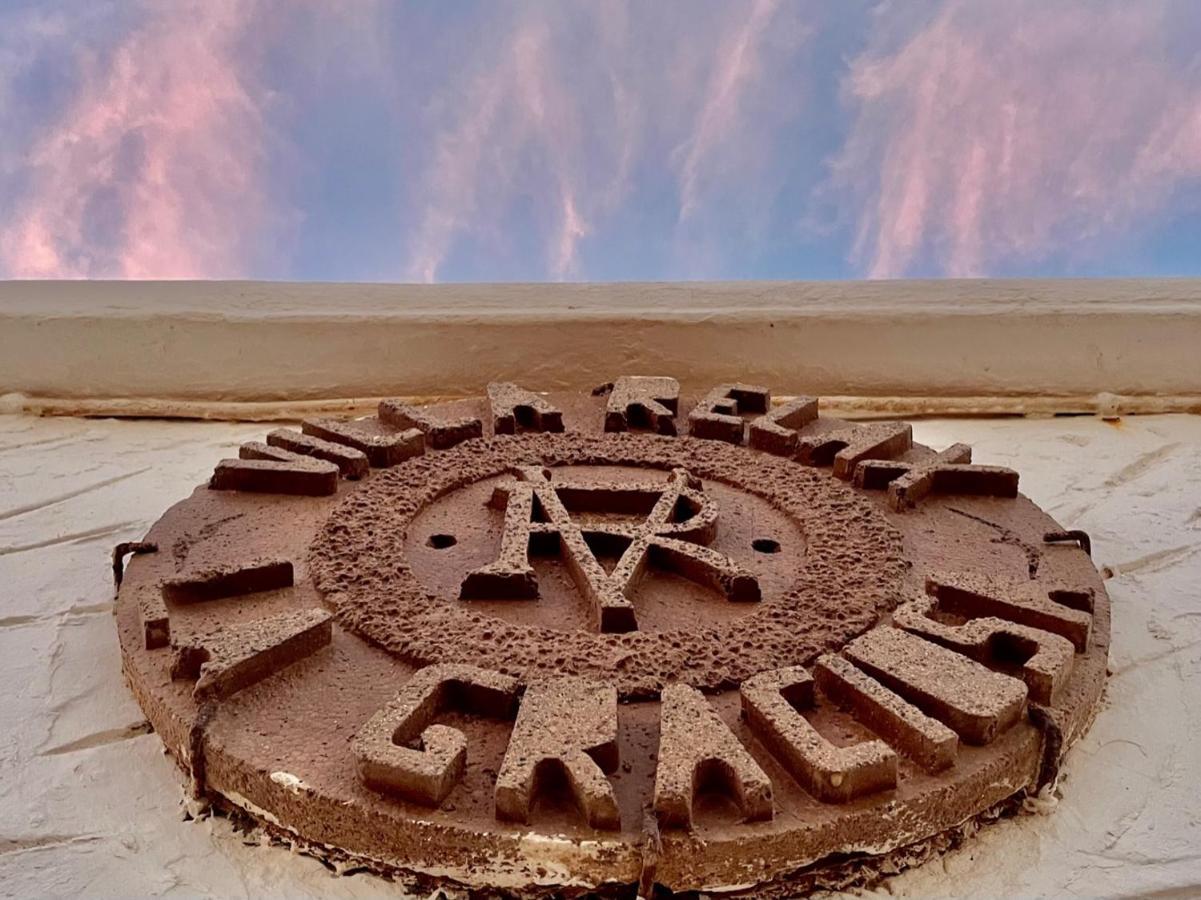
[2,0,1200,282]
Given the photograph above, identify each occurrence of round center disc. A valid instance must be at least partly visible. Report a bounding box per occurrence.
[312,434,906,698]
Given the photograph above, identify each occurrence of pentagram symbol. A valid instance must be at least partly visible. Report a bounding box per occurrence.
[459,466,761,632]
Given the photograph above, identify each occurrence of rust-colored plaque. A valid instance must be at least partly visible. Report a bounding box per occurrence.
[114,382,1108,897]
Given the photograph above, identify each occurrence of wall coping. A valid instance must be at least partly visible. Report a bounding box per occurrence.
[3,279,1199,417]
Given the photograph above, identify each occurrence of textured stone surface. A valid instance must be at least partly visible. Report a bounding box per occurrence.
[603,376,680,435]
[741,666,897,802]
[354,664,519,805]
[797,420,913,480]
[265,428,369,479]
[495,677,620,829]
[210,455,339,496]
[311,432,906,697]
[4,412,1194,898]
[687,383,770,444]
[654,683,773,827]
[113,392,1113,894]
[301,417,423,467]
[377,399,482,450]
[748,395,819,456]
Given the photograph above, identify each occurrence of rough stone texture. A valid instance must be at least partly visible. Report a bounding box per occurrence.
[654,683,773,828]
[170,608,332,701]
[844,627,1029,745]
[266,428,369,479]
[114,394,1110,896]
[210,455,339,496]
[311,432,907,697]
[353,664,519,805]
[459,466,759,633]
[748,395,819,456]
[797,421,913,479]
[926,571,1094,652]
[741,666,897,802]
[137,587,172,651]
[814,654,958,773]
[487,382,565,435]
[855,442,1020,511]
[237,440,303,465]
[687,383,770,444]
[1,412,1171,898]
[603,376,680,435]
[494,677,621,829]
[301,417,424,468]
[893,597,1076,704]
[161,558,293,604]
[377,399,483,450]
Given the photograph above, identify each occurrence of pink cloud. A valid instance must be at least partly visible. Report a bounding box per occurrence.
[0,1,267,279]
[674,0,781,223]
[403,54,508,285]
[510,24,593,281]
[833,0,1201,278]
[405,19,597,283]
[404,3,811,282]
[552,191,590,281]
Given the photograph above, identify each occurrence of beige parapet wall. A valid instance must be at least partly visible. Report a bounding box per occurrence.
[2,279,1199,418]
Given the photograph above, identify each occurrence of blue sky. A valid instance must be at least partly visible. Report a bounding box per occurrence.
[1,0,1200,282]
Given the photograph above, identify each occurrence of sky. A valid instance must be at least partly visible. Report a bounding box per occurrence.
[1,0,1200,283]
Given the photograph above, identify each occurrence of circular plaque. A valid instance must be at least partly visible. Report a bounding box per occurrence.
[114,380,1109,896]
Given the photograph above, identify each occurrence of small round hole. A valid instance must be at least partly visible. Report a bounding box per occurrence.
[752,538,781,554]
[427,534,457,550]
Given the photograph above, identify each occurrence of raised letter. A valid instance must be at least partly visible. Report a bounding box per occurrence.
[171,608,331,701]
[487,382,565,434]
[654,684,772,827]
[354,665,519,806]
[894,598,1075,704]
[854,443,1018,511]
[741,667,896,803]
[265,428,369,479]
[161,558,293,603]
[796,422,912,480]
[926,572,1094,652]
[210,453,338,496]
[604,376,679,435]
[302,417,423,468]
[815,655,957,773]
[378,399,482,450]
[843,627,1027,745]
[688,384,769,444]
[748,396,819,456]
[495,678,620,829]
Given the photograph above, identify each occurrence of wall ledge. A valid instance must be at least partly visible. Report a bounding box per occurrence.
[3,279,1199,414]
